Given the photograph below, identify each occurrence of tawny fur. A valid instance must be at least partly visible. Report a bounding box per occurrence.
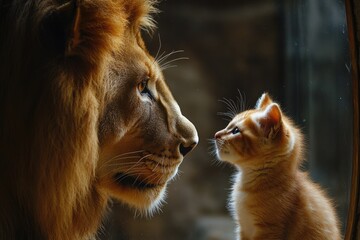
[215,93,341,240]
[0,0,198,239]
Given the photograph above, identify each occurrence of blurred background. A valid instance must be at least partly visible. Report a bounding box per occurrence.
[101,0,353,239]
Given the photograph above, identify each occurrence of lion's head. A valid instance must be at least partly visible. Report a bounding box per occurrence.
[96,9,199,213]
[0,0,197,239]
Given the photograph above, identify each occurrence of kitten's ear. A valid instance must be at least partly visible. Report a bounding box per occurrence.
[259,103,282,138]
[256,93,273,109]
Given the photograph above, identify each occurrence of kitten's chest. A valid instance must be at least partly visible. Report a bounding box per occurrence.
[234,191,257,238]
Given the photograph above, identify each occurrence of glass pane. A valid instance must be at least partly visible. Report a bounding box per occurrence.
[284,0,352,233]
[101,0,353,239]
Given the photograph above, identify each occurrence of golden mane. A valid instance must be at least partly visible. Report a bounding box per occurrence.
[0,0,159,239]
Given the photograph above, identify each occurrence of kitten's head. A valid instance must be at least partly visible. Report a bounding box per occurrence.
[215,93,299,167]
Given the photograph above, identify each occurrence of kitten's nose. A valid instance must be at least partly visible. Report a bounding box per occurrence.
[179,141,197,157]
[215,130,224,139]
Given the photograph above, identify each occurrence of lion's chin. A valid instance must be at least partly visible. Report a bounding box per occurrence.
[105,169,178,213]
[109,181,167,214]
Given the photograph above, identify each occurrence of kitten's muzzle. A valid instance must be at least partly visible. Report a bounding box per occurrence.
[215,129,226,139]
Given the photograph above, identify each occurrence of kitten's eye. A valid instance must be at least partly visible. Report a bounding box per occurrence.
[231,127,241,135]
[137,77,154,100]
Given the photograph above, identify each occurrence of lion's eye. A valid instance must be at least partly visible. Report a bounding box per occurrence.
[231,127,241,135]
[137,77,154,100]
[138,80,147,92]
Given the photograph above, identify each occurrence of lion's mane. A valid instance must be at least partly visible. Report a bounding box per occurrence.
[0,0,156,239]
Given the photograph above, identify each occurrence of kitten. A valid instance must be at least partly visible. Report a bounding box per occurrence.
[214,93,341,240]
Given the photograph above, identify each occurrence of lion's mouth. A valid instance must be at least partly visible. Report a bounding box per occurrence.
[114,172,159,190]
[112,154,182,190]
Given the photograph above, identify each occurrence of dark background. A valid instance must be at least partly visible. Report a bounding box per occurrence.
[101,0,353,239]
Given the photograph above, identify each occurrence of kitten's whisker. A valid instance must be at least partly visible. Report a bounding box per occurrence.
[217,111,236,120]
[229,98,238,114]
[207,138,217,143]
[219,98,237,117]
[236,90,247,112]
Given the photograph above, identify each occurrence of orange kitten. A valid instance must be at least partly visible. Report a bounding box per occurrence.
[214,93,341,240]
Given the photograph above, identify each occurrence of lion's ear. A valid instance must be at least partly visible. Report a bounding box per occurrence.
[66,0,81,55]
[40,0,76,54]
[40,0,124,61]
[40,1,79,55]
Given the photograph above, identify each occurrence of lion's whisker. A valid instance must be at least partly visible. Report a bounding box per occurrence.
[152,159,161,171]
[137,172,158,186]
[156,50,184,65]
[109,156,143,161]
[155,50,166,63]
[102,166,147,178]
[114,169,149,181]
[132,174,142,187]
[105,150,145,163]
[99,154,144,171]
[105,161,146,167]
[160,57,188,69]
[157,50,183,63]
[117,154,153,175]
[154,33,162,62]
[100,153,153,178]
[160,65,177,71]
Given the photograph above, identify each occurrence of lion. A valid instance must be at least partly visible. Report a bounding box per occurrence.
[0,0,198,239]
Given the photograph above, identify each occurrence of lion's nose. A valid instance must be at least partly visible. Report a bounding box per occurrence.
[176,114,199,157]
[179,141,197,157]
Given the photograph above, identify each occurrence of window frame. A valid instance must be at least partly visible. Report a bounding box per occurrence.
[345,0,359,239]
